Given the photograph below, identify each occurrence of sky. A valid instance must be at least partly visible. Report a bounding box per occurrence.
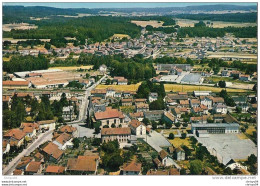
[3,2,257,9]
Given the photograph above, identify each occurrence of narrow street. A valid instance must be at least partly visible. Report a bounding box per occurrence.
[67,75,107,124]
[3,130,53,175]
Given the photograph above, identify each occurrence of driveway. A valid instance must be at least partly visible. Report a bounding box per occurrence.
[3,130,53,175]
[145,130,171,152]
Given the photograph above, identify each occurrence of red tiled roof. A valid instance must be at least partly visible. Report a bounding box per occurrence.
[23,127,35,134]
[13,169,23,175]
[26,161,41,173]
[55,133,72,145]
[43,142,63,160]
[169,168,180,175]
[129,112,144,118]
[180,100,189,105]
[95,107,124,120]
[67,156,99,172]
[12,92,34,98]
[122,160,141,172]
[45,165,65,174]
[101,128,131,135]
[159,149,168,160]
[4,129,26,140]
[147,170,169,175]
[59,125,76,133]
[2,95,10,102]
[129,120,144,128]
[212,97,224,103]
[3,81,29,86]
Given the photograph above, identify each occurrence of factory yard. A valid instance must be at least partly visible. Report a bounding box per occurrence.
[196,134,257,165]
[96,82,142,91]
[48,65,93,71]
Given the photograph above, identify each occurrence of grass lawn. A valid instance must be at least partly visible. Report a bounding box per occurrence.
[169,137,191,148]
[163,129,178,135]
[25,116,34,122]
[120,106,135,114]
[3,56,12,62]
[48,65,93,71]
[96,82,142,91]
[177,160,190,169]
[164,84,249,93]
[246,126,256,136]
[205,76,253,84]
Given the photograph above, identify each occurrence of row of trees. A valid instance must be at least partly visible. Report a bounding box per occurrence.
[205,58,257,74]
[78,53,156,82]
[178,25,257,38]
[175,12,257,23]
[145,25,177,34]
[3,93,74,129]
[154,56,195,66]
[136,80,166,99]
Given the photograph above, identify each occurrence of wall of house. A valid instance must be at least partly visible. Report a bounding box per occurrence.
[39,123,56,130]
[102,134,130,143]
[162,157,175,167]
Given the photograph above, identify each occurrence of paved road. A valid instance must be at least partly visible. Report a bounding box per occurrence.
[3,130,53,175]
[68,75,107,124]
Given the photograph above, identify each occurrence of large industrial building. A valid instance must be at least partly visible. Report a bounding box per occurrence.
[191,123,239,135]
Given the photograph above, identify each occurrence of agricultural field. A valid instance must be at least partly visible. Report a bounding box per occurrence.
[3,23,38,32]
[207,52,257,60]
[3,38,51,44]
[48,65,93,71]
[174,18,257,28]
[131,20,164,28]
[204,76,255,85]
[110,34,130,40]
[96,82,142,91]
[164,84,249,93]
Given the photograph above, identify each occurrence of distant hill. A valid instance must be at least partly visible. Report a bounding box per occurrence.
[3,4,257,23]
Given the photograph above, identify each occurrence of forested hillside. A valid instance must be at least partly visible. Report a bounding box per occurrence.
[3,16,142,43]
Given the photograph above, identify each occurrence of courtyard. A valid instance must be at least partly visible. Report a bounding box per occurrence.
[196,134,257,165]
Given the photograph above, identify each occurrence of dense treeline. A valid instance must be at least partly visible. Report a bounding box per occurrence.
[136,80,166,99]
[3,93,74,129]
[155,56,195,66]
[145,25,177,34]
[3,6,99,23]
[3,55,49,73]
[77,54,156,82]
[175,13,257,23]
[3,16,142,44]
[178,26,257,38]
